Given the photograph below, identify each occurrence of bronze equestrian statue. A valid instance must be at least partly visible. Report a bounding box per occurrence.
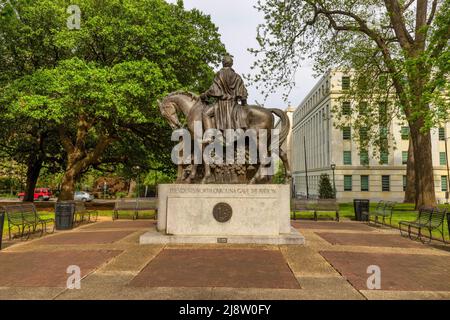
[159,55,291,184]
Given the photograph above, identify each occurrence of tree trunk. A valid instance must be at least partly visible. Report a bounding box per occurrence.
[128,179,136,198]
[404,138,416,203]
[58,153,85,201]
[58,168,78,201]
[409,120,436,208]
[23,157,43,202]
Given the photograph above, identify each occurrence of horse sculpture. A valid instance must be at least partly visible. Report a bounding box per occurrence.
[159,91,291,184]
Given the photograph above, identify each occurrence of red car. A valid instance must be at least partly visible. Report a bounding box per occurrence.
[18,188,52,201]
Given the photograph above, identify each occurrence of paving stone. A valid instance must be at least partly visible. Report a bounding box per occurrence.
[81,221,156,230]
[296,276,364,299]
[129,248,300,289]
[57,286,214,300]
[292,221,374,232]
[0,287,65,300]
[321,251,450,291]
[316,232,425,248]
[99,246,164,272]
[0,250,121,287]
[33,231,135,245]
[361,290,450,300]
[280,246,340,277]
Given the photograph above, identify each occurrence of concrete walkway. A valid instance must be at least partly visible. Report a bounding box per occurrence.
[1,218,450,300]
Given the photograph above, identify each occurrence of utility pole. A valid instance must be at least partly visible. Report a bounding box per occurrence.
[303,135,309,199]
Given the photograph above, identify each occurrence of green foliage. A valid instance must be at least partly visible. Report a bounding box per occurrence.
[272,161,286,184]
[318,174,334,199]
[0,0,226,188]
[250,0,450,131]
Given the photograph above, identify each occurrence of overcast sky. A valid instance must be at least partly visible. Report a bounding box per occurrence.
[168,0,318,109]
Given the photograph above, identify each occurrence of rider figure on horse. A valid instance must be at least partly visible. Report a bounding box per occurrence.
[200,54,248,131]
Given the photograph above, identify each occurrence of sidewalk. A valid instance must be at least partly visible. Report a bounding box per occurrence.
[1,219,450,300]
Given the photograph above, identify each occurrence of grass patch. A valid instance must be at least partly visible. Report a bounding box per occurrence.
[1,210,157,237]
[292,202,450,241]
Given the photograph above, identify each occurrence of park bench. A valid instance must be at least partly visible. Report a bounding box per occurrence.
[291,198,316,220]
[399,206,447,243]
[315,199,340,222]
[291,198,339,221]
[73,201,98,225]
[113,198,157,220]
[0,212,4,250]
[3,204,55,240]
[362,201,396,225]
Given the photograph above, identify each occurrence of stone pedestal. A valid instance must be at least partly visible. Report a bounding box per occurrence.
[139,184,305,245]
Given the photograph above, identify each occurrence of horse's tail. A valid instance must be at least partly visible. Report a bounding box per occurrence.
[267,108,290,148]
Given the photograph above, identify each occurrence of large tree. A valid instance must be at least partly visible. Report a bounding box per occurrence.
[1,0,226,200]
[250,0,450,207]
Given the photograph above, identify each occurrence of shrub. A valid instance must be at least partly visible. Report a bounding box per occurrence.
[318,174,334,199]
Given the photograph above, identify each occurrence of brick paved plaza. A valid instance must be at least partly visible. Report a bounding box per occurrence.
[1,219,450,300]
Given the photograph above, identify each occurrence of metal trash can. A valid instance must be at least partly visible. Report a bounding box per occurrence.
[0,212,4,250]
[353,199,370,221]
[55,202,75,230]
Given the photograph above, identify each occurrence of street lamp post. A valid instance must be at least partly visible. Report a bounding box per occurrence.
[331,163,336,199]
[445,133,450,204]
[303,136,309,199]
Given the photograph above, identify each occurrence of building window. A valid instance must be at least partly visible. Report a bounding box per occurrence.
[382,175,390,192]
[343,151,352,165]
[442,176,448,192]
[403,175,407,192]
[359,127,368,141]
[361,175,369,192]
[439,127,446,141]
[343,127,351,140]
[342,76,350,90]
[380,151,389,165]
[342,102,351,115]
[440,152,447,166]
[360,151,369,166]
[402,151,408,165]
[401,127,410,140]
[344,175,353,191]
[380,126,389,139]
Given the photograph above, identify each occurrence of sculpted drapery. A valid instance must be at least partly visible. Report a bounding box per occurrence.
[203,60,248,130]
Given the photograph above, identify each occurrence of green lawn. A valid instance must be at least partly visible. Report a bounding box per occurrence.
[1,210,157,237]
[292,202,450,241]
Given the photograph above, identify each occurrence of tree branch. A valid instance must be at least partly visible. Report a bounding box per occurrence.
[427,0,438,25]
[58,126,74,154]
[383,0,414,51]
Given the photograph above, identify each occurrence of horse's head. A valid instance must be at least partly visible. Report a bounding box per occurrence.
[159,92,200,130]
[159,99,182,130]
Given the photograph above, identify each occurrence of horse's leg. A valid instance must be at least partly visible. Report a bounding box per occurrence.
[176,164,184,183]
[201,109,215,184]
[279,148,292,180]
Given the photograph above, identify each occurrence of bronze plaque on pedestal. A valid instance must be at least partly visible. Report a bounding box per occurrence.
[213,203,233,223]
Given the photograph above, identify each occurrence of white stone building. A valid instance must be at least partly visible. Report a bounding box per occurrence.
[291,69,450,203]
